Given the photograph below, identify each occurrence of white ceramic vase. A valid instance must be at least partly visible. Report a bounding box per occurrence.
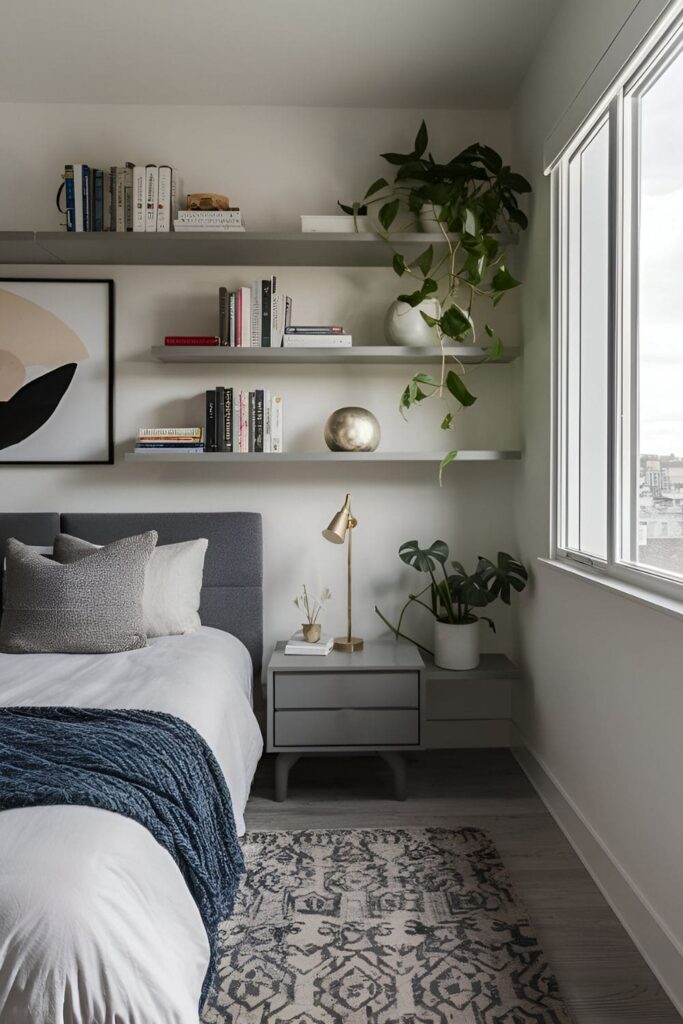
[384,298,441,347]
[418,203,445,232]
[433,620,480,670]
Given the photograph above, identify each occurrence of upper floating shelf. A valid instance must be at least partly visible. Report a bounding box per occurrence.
[124,450,522,464]
[152,344,520,365]
[0,230,515,268]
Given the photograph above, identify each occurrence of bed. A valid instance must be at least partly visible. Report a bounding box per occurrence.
[0,512,264,1024]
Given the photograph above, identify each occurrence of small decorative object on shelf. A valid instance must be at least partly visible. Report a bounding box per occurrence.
[301,214,371,233]
[322,494,363,653]
[324,407,380,452]
[293,584,332,643]
[376,540,528,670]
[385,298,441,347]
[186,193,231,210]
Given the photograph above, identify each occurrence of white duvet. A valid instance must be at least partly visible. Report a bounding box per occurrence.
[0,626,263,1024]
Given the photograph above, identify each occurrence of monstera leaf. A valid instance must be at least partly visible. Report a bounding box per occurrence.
[0,363,77,450]
[447,560,494,608]
[475,552,528,604]
[399,539,449,573]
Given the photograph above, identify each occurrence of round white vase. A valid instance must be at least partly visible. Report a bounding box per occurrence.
[418,203,444,232]
[433,620,480,670]
[384,298,441,347]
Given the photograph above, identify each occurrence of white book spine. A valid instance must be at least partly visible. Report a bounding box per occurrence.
[132,166,146,232]
[72,164,84,232]
[264,389,271,452]
[145,165,158,232]
[239,286,252,347]
[175,210,242,224]
[171,224,245,232]
[170,170,181,227]
[271,395,283,452]
[250,280,261,347]
[114,167,126,232]
[157,165,172,232]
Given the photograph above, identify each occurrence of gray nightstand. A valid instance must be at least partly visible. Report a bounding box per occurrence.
[266,640,425,801]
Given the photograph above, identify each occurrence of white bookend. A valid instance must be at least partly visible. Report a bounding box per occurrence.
[250,280,262,347]
[157,165,172,232]
[132,166,146,232]
[271,395,283,453]
[282,334,352,347]
[145,165,159,232]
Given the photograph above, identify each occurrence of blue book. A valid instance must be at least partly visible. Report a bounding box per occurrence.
[93,170,104,232]
[64,165,76,232]
[81,165,90,232]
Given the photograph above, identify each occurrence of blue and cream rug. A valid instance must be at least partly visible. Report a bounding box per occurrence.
[203,827,573,1023]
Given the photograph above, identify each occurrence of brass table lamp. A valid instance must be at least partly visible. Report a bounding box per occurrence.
[322,493,364,652]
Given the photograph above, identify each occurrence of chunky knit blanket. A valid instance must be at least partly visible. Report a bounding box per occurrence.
[0,705,244,1007]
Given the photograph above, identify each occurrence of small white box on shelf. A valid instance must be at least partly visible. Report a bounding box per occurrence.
[300,215,371,233]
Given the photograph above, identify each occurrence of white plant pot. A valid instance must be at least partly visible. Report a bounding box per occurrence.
[384,298,441,347]
[418,203,445,232]
[433,620,480,670]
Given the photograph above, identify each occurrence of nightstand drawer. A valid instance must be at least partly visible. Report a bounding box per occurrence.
[273,671,419,709]
[273,708,419,746]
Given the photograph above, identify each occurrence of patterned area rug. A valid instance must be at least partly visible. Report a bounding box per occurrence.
[203,827,573,1023]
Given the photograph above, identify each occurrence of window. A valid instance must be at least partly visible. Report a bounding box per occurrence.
[553,11,683,597]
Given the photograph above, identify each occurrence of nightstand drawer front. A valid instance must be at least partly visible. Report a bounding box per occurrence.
[274,708,419,746]
[273,671,419,709]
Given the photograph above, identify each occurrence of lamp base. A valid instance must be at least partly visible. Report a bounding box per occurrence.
[333,636,364,653]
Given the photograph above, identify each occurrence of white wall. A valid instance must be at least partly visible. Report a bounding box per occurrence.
[513,0,683,1006]
[0,103,521,663]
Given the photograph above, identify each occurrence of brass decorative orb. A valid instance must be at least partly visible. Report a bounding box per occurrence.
[324,407,381,452]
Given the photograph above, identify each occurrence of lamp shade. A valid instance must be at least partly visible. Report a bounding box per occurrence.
[322,494,351,543]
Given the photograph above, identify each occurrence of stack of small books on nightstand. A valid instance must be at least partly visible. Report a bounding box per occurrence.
[285,631,334,656]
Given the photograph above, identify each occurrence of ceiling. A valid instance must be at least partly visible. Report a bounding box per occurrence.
[0,0,560,108]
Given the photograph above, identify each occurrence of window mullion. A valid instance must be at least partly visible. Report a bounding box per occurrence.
[606,93,623,573]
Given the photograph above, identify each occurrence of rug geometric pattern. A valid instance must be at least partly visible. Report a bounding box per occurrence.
[202,827,574,1024]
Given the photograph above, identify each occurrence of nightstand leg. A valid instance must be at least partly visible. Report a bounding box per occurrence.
[274,753,300,802]
[380,752,408,801]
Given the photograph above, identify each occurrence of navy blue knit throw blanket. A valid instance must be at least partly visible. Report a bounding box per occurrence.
[0,706,245,1007]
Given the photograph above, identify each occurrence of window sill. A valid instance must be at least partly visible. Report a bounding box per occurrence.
[537,558,683,622]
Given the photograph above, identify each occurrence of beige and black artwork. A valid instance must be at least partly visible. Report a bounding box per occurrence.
[0,279,113,464]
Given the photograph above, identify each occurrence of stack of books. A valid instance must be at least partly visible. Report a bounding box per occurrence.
[135,427,204,453]
[218,277,292,347]
[60,163,179,233]
[173,209,245,232]
[284,631,334,656]
[283,326,352,348]
[205,387,283,453]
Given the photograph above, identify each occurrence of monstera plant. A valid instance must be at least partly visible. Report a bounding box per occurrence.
[342,122,531,478]
[375,539,528,669]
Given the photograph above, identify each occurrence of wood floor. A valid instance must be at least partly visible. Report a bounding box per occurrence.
[246,749,681,1024]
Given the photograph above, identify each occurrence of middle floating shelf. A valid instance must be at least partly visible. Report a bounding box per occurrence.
[124,450,522,464]
[151,345,520,365]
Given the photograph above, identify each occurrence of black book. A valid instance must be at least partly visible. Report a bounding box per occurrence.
[261,278,272,347]
[218,287,229,346]
[215,386,226,451]
[248,391,255,451]
[205,389,217,452]
[224,386,233,452]
[254,389,264,452]
[93,170,104,232]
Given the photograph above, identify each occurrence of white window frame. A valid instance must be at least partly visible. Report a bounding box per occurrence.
[550,4,683,604]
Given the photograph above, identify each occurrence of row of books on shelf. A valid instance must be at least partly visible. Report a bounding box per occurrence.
[163,328,353,348]
[60,163,180,233]
[217,278,292,347]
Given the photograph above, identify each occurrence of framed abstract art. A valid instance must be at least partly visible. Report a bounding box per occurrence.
[0,278,114,464]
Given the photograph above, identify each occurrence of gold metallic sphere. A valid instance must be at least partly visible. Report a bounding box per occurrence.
[324,407,381,452]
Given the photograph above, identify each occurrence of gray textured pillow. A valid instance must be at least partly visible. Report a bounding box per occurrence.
[0,531,157,654]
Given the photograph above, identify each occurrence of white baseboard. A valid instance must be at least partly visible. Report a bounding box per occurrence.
[512,729,683,1017]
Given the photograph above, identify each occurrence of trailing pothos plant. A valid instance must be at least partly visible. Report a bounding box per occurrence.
[375,539,528,655]
[341,122,531,479]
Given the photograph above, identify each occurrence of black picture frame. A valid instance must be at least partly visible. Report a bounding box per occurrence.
[0,277,114,465]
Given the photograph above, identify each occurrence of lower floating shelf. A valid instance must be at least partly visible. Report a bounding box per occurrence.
[124,450,521,463]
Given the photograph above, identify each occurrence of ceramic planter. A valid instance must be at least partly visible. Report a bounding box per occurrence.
[302,622,321,643]
[384,298,441,347]
[433,620,480,670]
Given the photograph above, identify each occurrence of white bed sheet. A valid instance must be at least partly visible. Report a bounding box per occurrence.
[0,626,263,1024]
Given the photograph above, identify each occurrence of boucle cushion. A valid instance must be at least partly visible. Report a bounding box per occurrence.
[0,531,157,654]
[53,533,208,638]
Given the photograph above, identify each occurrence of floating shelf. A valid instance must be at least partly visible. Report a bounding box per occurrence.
[124,450,521,464]
[0,230,513,268]
[152,344,520,365]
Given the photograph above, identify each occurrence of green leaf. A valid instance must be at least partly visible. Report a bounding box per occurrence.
[507,207,529,230]
[421,277,438,297]
[413,120,428,157]
[484,324,504,361]
[378,198,400,231]
[440,304,472,340]
[477,551,528,604]
[420,311,439,327]
[392,253,406,277]
[337,202,354,215]
[399,539,450,572]
[502,171,531,193]
[380,151,413,165]
[364,177,389,199]
[445,370,476,407]
[438,449,459,482]
[491,265,521,293]
[441,412,453,430]
[412,244,434,276]
[413,372,439,386]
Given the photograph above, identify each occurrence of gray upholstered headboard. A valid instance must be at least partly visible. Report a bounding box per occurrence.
[0,512,263,678]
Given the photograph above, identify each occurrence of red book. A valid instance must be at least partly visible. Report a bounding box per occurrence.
[164,336,220,346]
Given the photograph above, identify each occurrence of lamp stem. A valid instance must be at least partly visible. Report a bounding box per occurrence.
[347,513,352,643]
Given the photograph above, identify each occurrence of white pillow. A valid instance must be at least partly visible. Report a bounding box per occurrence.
[53,534,208,638]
